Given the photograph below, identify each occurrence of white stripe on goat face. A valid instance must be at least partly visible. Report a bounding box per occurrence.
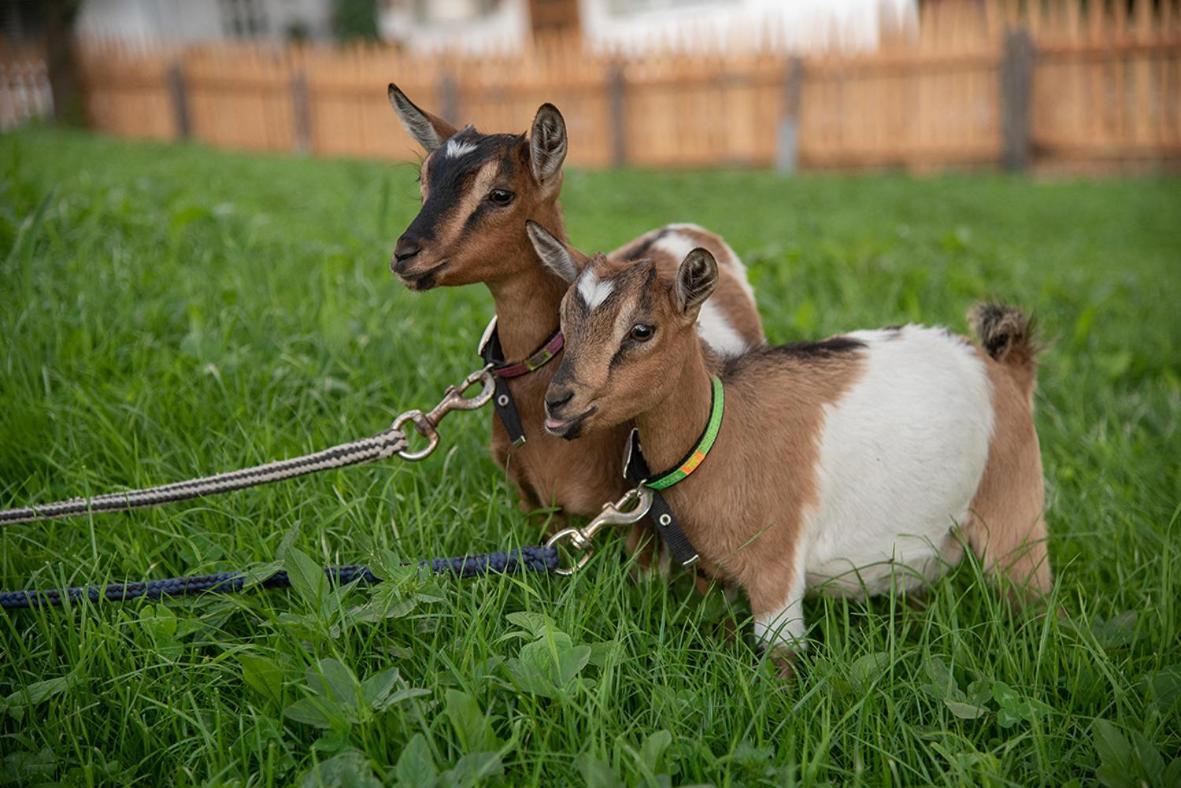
[577,268,615,310]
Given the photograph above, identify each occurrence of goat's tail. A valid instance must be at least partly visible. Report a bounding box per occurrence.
[969,302,1039,396]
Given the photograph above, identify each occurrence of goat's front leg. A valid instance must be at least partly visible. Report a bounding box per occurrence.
[749,556,808,679]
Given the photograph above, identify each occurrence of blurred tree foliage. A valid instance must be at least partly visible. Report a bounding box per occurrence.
[333,0,379,41]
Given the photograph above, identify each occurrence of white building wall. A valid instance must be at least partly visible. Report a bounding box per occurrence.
[579,0,916,53]
[77,0,335,43]
[379,0,529,54]
[78,0,222,41]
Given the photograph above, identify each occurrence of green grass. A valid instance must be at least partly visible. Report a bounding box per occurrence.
[1,128,1179,787]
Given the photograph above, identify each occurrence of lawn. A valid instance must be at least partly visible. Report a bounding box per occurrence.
[1,128,1178,786]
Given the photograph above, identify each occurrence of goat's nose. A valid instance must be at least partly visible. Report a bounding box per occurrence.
[392,236,421,273]
[545,388,574,414]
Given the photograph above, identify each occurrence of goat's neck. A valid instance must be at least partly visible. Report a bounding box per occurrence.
[485,205,568,361]
[634,350,714,475]
[486,264,568,361]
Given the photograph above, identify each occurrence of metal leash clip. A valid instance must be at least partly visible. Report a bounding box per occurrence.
[392,365,495,461]
[545,487,654,575]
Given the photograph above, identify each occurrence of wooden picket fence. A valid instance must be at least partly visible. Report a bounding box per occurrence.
[10,0,1179,170]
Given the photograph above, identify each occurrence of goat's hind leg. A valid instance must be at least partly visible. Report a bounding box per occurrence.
[964,410,1053,605]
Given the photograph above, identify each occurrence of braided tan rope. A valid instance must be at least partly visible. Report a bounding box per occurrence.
[1,367,494,528]
[0,427,407,526]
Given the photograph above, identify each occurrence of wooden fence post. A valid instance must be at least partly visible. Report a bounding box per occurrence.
[167,62,190,140]
[1000,27,1034,171]
[776,56,804,174]
[608,62,627,167]
[291,71,311,153]
[438,72,459,125]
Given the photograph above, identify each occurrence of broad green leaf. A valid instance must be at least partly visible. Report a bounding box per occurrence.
[1093,719,1134,788]
[944,699,989,720]
[1163,757,1181,788]
[394,734,437,787]
[638,730,673,775]
[360,666,400,709]
[308,659,359,708]
[1145,665,1181,714]
[285,548,327,611]
[358,666,427,712]
[313,726,350,755]
[0,747,59,784]
[732,739,775,771]
[1091,611,1138,649]
[506,611,553,639]
[922,656,956,700]
[849,652,891,692]
[556,644,592,688]
[238,653,284,705]
[372,552,417,583]
[506,638,562,698]
[505,656,555,698]
[347,594,417,629]
[297,748,382,788]
[373,687,431,713]
[3,671,77,718]
[965,678,993,708]
[140,604,178,638]
[587,641,617,668]
[991,680,1019,708]
[440,751,504,788]
[236,561,282,590]
[575,752,622,788]
[444,690,499,753]
[1128,729,1165,784]
[277,521,303,561]
[323,585,355,623]
[283,697,337,730]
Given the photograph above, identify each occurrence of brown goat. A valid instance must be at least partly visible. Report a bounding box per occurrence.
[386,86,765,525]
[531,232,1054,664]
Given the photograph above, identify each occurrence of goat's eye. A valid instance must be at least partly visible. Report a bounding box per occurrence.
[488,188,515,206]
[629,324,654,342]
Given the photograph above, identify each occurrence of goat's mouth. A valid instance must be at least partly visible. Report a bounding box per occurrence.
[397,259,449,291]
[544,406,596,440]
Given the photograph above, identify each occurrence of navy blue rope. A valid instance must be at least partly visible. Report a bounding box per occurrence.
[0,546,559,610]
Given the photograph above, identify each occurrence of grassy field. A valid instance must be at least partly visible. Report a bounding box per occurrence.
[1,128,1178,787]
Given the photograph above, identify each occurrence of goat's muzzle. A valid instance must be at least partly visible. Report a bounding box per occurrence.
[544,388,574,414]
[391,235,422,274]
[544,391,595,440]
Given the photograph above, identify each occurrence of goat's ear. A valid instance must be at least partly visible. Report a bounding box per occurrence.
[526,221,579,282]
[675,248,719,314]
[388,83,457,153]
[529,103,568,187]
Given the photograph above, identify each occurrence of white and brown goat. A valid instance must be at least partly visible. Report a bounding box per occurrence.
[529,226,1054,661]
[386,86,764,520]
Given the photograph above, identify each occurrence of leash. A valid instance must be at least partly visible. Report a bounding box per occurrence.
[1,547,558,610]
[0,367,495,527]
[0,332,681,608]
[3,485,654,609]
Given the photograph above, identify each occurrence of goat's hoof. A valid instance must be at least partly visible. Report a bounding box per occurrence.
[769,649,799,681]
[904,588,930,611]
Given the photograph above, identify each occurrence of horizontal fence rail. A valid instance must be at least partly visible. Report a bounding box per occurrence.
[4,0,1179,171]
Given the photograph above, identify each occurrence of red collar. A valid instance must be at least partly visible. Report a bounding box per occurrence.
[479,317,564,379]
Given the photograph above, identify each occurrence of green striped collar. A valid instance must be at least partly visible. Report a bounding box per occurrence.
[642,375,725,491]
